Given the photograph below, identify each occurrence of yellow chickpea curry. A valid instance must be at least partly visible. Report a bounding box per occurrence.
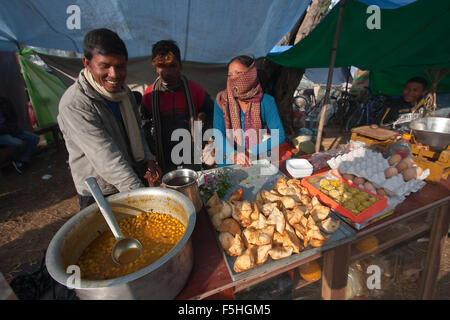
[77,212,185,280]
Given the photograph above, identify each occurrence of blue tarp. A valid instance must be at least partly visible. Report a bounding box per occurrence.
[0,0,310,63]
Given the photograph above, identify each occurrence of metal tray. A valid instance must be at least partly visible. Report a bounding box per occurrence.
[198,161,357,282]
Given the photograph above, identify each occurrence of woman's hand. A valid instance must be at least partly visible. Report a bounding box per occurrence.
[233,152,251,167]
[144,160,162,186]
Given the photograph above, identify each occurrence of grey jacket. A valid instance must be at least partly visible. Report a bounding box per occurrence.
[58,71,154,196]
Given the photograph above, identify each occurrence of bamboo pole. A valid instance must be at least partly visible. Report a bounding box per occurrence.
[315,0,347,153]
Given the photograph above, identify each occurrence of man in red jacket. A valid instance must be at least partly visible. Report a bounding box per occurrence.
[142,40,213,173]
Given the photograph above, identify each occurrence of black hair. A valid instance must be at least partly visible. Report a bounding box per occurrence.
[83,28,128,61]
[227,55,255,68]
[152,40,181,63]
[406,77,428,90]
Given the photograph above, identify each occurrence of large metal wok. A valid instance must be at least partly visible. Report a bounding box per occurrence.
[410,117,450,151]
[45,187,196,300]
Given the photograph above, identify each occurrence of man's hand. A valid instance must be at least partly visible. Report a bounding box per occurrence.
[144,160,162,186]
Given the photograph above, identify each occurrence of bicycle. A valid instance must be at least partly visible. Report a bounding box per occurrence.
[344,94,388,132]
[293,87,345,132]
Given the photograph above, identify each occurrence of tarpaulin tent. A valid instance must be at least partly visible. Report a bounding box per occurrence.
[0,0,312,132]
[268,0,450,96]
[0,0,310,63]
[17,48,67,142]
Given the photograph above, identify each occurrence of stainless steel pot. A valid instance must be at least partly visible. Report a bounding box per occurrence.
[162,168,203,213]
[410,117,450,150]
[45,187,196,300]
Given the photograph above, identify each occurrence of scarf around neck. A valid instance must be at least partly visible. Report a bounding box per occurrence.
[216,63,263,149]
[151,75,196,172]
[83,68,145,162]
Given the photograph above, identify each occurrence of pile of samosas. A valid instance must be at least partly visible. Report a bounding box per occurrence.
[205,177,341,273]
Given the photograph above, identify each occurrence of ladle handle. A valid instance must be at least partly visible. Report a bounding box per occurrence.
[85,177,124,241]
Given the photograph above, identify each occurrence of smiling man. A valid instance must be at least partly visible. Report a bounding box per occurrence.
[58,28,161,210]
[377,77,428,126]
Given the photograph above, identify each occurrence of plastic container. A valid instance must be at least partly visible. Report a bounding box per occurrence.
[286,158,313,178]
[301,171,387,224]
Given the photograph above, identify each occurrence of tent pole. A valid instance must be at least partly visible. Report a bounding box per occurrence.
[315,0,347,153]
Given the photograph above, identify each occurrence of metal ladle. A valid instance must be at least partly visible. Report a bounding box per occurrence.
[85,177,143,265]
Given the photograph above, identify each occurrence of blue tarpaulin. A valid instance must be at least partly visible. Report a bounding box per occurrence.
[0,0,310,63]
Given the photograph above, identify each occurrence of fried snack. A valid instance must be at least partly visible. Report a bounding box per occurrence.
[310,204,331,222]
[300,194,312,207]
[230,200,253,227]
[306,228,327,241]
[261,201,279,217]
[234,246,257,273]
[207,202,223,217]
[211,201,233,229]
[243,225,275,246]
[239,200,254,227]
[250,202,260,222]
[230,200,242,221]
[283,223,302,254]
[273,231,285,246]
[266,207,286,234]
[293,224,308,248]
[255,244,272,265]
[217,218,241,236]
[268,245,293,260]
[286,207,306,225]
[275,177,289,195]
[220,232,245,256]
[219,232,234,252]
[228,233,245,256]
[311,196,320,207]
[255,191,264,211]
[206,191,220,208]
[310,238,328,248]
[279,196,296,209]
[262,189,283,202]
[299,215,308,228]
[319,217,340,234]
[230,188,243,201]
[248,213,268,230]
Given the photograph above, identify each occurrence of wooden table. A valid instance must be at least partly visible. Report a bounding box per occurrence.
[176,163,450,300]
[322,178,450,300]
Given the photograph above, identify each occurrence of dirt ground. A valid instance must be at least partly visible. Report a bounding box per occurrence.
[0,128,448,299]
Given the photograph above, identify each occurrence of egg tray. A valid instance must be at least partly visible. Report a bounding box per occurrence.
[326,147,429,202]
[301,171,387,224]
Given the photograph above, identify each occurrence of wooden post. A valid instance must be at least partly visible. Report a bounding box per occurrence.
[322,242,351,299]
[315,0,347,153]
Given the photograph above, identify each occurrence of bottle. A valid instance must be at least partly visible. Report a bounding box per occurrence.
[385,134,412,159]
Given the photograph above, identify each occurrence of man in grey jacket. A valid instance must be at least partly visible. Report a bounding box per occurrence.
[58,28,161,209]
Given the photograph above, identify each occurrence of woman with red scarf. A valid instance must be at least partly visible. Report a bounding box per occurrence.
[214,56,285,167]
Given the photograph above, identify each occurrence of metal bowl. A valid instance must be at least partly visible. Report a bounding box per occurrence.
[45,187,196,300]
[410,117,450,151]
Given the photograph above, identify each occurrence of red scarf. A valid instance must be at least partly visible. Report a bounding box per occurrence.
[216,63,263,150]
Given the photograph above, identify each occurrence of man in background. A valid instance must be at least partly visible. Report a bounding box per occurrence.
[142,40,214,173]
[0,96,39,174]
